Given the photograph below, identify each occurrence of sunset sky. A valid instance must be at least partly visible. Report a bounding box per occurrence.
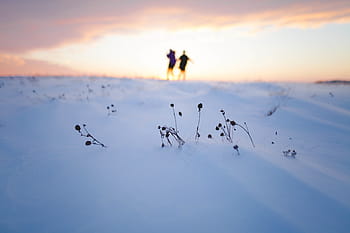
[1,0,350,82]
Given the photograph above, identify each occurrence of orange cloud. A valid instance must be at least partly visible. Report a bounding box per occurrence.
[0,54,26,66]
[0,54,79,76]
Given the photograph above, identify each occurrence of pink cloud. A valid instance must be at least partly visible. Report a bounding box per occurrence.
[0,54,79,76]
[0,0,349,53]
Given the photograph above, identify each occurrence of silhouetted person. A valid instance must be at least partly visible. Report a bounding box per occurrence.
[166,49,176,80]
[178,50,191,81]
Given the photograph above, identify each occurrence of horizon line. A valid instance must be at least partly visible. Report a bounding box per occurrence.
[1,75,349,84]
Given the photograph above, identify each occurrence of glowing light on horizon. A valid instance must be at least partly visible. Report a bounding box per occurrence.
[24,24,350,82]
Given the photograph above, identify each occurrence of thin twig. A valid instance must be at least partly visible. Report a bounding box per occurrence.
[236,123,255,148]
[195,110,201,142]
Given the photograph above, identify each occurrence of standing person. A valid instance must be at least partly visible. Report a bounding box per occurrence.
[166,49,176,80]
[178,50,191,81]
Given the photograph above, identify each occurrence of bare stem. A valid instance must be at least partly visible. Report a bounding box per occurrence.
[82,124,106,147]
[159,126,185,148]
[236,123,255,148]
[195,110,201,142]
[221,113,232,142]
[219,125,232,143]
[171,107,178,132]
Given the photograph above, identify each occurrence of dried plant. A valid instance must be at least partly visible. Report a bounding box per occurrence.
[195,103,203,142]
[170,103,182,132]
[74,124,106,147]
[158,126,185,148]
[233,145,240,155]
[217,109,255,148]
[107,104,117,116]
[158,103,185,148]
[266,105,280,116]
[211,109,255,154]
[283,149,297,158]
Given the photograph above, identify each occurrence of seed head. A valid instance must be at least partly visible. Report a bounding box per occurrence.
[220,132,224,137]
[218,123,222,128]
[208,134,212,139]
[233,145,239,150]
[85,141,92,146]
[170,103,174,108]
[162,127,166,131]
[75,125,81,131]
[178,112,182,117]
[230,121,236,126]
[198,103,203,109]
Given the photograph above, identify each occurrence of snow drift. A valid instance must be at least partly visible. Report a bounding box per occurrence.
[0,76,349,233]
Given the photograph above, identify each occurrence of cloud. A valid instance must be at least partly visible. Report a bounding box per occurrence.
[0,54,26,66]
[0,0,349,53]
[0,54,79,76]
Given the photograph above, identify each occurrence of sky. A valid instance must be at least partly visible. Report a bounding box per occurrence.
[0,0,350,82]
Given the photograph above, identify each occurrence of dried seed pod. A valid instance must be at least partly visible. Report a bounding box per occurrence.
[198,103,203,109]
[215,126,220,131]
[178,112,182,117]
[208,134,212,139]
[233,145,239,150]
[230,120,236,126]
[75,125,81,131]
[85,141,92,146]
[220,132,224,137]
[170,103,174,107]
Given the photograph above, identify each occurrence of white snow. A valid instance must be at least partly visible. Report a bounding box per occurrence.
[0,76,349,233]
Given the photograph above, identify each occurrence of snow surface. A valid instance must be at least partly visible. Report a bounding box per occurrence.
[0,76,350,233]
